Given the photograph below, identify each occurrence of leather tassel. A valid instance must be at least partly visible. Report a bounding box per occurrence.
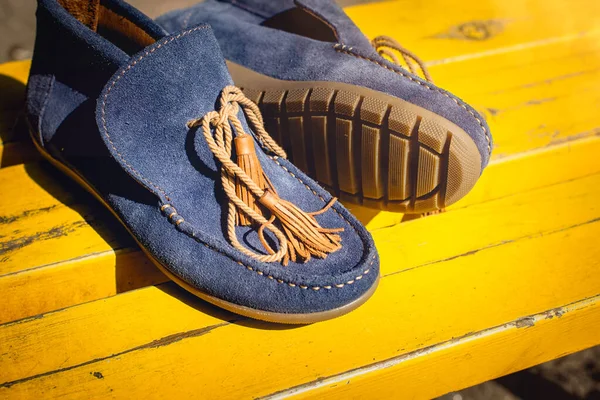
[235,134,273,225]
[259,190,343,264]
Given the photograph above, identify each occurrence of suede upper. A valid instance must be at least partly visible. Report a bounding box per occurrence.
[157,0,493,168]
[27,0,379,315]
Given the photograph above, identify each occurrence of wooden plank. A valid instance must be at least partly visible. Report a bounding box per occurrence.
[0,164,124,277]
[0,283,230,386]
[347,0,600,65]
[1,170,599,396]
[288,295,600,400]
[0,0,598,324]
[0,61,35,168]
[432,33,600,158]
[1,1,599,397]
[0,165,168,324]
[0,250,166,326]
[2,134,599,324]
[430,31,600,96]
[349,0,600,158]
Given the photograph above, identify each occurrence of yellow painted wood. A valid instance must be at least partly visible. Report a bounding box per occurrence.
[0,60,28,85]
[0,205,110,276]
[3,17,600,313]
[0,166,167,324]
[347,0,600,65]
[1,0,600,397]
[1,169,599,396]
[2,11,600,319]
[0,165,115,277]
[0,250,166,325]
[0,60,35,168]
[434,33,600,158]
[293,295,600,400]
[1,134,599,324]
[351,0,600,160]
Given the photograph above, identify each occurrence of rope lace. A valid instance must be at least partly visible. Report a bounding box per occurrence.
[187,86,343,266]
[371,35,433,83]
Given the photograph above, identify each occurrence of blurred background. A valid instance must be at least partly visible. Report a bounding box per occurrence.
[1,0,598,398]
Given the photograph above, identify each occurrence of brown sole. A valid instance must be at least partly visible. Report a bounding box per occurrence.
[28,129,379,324]
[228,61,482,213]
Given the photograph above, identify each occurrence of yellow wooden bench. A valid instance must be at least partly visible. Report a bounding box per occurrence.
[1,0,599,398]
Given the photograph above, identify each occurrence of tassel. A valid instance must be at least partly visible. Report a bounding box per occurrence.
[259,190,343,264]
[235,134,273,225]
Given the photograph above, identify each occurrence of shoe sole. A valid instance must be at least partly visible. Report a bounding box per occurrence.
[228,61,482,213]
[28,128,379,324]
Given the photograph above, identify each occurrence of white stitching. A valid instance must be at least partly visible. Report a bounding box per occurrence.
[101,26,213,201]
[181,9,194,28]
[99,26,374,290]
[335,45,492,155]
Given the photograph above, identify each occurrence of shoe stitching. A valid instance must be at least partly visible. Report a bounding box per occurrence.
[100,27,213,201]
[189,87,343,265]
[100,26,374,289]
[242,259,374,290]
[333,44,492,155]
[181,9,194,28]
[29,74,55,146]
[160,181,375,290]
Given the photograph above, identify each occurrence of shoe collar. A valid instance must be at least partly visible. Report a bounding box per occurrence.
[214,0,375,53]
[39,0,168,63]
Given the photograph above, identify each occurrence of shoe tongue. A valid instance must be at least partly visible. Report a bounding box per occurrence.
[294,0,374,52]
[97,26,248,199]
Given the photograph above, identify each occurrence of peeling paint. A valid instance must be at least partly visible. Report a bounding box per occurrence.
[543,307,566,319]
[91,371,104,380]
[525,97,557,106]
[515,317,535,328]
[0,321,232,389]
[141,325,227,350]
[432,19,508,41]
[0,313,44,329]
[483,97,558,117]
[0,221,87,256]
[548,127,600,146]
[0,205,58,225]
[486,108,500,116]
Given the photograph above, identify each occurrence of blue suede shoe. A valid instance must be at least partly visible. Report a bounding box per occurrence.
[157,0,493,213]
[26,0,379,323]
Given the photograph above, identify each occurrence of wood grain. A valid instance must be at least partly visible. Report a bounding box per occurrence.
[1,0,599,398]
[2,170,600,396]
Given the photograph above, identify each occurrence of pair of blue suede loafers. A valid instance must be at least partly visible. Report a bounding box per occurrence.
[26,0,492,323]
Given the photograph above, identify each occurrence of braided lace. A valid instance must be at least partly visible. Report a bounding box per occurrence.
[188,86,342,265]
[372,35,433,82]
